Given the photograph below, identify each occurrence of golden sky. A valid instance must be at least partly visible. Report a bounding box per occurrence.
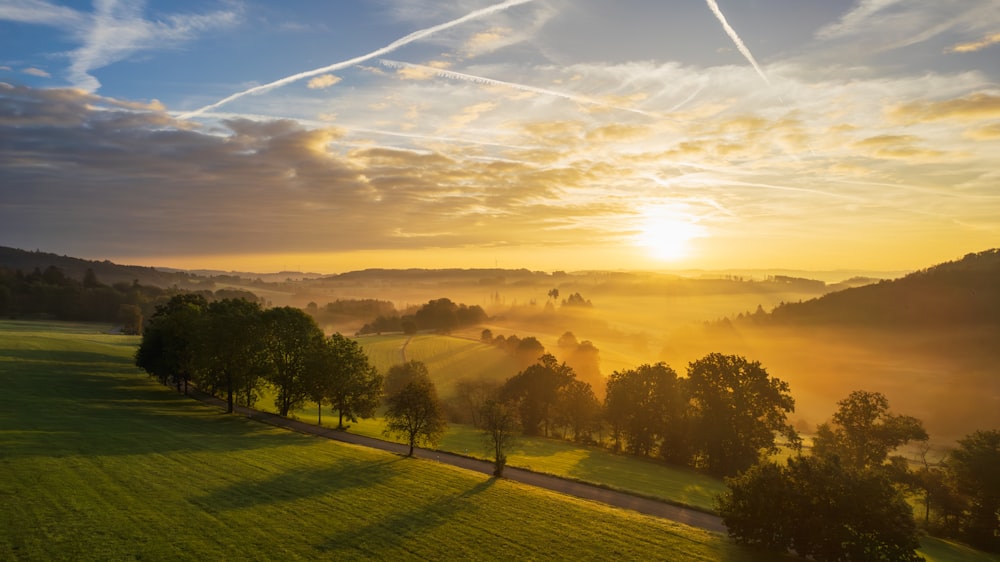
[1,1,998,273]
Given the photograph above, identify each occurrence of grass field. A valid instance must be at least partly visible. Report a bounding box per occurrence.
[0,320,773,560]
[358,333,518,395]
[2,320,994,561]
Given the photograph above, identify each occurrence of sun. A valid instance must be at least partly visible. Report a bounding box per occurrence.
[633,209,706,262]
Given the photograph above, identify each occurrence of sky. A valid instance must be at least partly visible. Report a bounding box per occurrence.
[1,0,999,274]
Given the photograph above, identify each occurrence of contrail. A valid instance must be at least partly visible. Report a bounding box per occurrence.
[703,0,769,86]
[180,0,534,119]
[378,59,655,117]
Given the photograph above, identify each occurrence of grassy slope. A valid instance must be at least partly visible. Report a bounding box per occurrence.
[0,320,772,561]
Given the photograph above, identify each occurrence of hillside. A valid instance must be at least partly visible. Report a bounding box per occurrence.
[762,249,1000,328]
[0,246,202,288]
[679,249,1000,442]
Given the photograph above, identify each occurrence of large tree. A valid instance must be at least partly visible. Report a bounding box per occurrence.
[261,306,325,417]
[384,374,446,457]
[135,293,208,394]
[948,429,1000,552]
[553,379,601,442]
[604,363,687,459]
[718,456,922,562]
[321,333,383,429]
[812,390,928,472]
[687,353,796,477]
[501,354,575,437]
[198,298,269,413]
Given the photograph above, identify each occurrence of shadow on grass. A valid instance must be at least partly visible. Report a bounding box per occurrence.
[193,457,407,511]
[317,477,497,555]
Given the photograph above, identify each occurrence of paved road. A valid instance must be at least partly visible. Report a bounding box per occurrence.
[188,389,726,534]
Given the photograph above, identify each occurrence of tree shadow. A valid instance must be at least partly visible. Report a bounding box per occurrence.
[317,477,496,554]
[192,458,406,511]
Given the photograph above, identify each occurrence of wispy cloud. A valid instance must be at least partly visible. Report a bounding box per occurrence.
[22,67,50,77]
[378,59,655,117]
[181,0,536,119]
[0,0,239,91]
[948,32,1000,53]
[703,0,769,86]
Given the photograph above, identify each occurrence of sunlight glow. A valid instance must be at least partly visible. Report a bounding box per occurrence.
[634,207,707,261]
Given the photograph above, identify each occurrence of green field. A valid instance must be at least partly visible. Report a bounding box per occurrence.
[358,333,519,395]
[2,321,994,561]
[0,320,768,560]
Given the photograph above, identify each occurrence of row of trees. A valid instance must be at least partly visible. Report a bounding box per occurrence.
[466,353,997,558]
[358,297,487,335]
[135,295,449,458]
[136,295,381,426]
[0,265,260,333]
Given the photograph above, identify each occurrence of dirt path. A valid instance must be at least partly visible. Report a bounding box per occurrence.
[189,389,726,534]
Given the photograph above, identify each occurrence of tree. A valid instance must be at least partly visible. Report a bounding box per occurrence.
[321,333,383,429]
[687,353,796,477]
[383,374,446,456]
[479,397,519,477]
[948,429,1000,552]
[502,354,575,437]
[384,360,430,398]
[812,390,928,472]
[480,328,493,343]
[718,456,922,561]
[135,293,207,394]
[198,298,269,413]
[554,379,601,442]
[604,363,690,461]
[261,306,325,417]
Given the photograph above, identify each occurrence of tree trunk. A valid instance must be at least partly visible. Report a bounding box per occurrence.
[318,404,322,425]
[338,410,345,429]
[408,438,415,457]
[226,373,234,414]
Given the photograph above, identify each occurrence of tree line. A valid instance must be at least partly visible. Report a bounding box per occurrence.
[357,297,487,335]
[462,353,998,559]
[135,294,445,454]
[0,265,259,333]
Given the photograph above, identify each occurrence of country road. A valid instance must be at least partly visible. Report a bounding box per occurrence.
[188,388,726,534]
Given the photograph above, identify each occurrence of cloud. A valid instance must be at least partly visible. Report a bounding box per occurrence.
[307,74,342,89]
[891,93,1000,123]
[22,67,51,77]
[379,59,654,117]
[181,0,537,118]
[948,32,1000,53]
[0,0,240,92]
[0,0,86,28]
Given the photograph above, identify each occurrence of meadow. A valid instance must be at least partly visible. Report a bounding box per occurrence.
[2,320,994,561]
[0,320,768,560]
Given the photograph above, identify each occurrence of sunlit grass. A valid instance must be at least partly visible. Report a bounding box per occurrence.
[2,320,781,561]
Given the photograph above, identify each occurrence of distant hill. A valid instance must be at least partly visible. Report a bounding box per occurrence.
[0,246,204,288]
[758,249,1000,328]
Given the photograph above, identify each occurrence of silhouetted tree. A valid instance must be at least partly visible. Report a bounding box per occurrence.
[604,363,687,459]
[502,354,574,437]
[554,379,601,442]
[812,390,928,472]
[948,429,1000,552]
[687,353,797,477]
[719,456,922,561]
